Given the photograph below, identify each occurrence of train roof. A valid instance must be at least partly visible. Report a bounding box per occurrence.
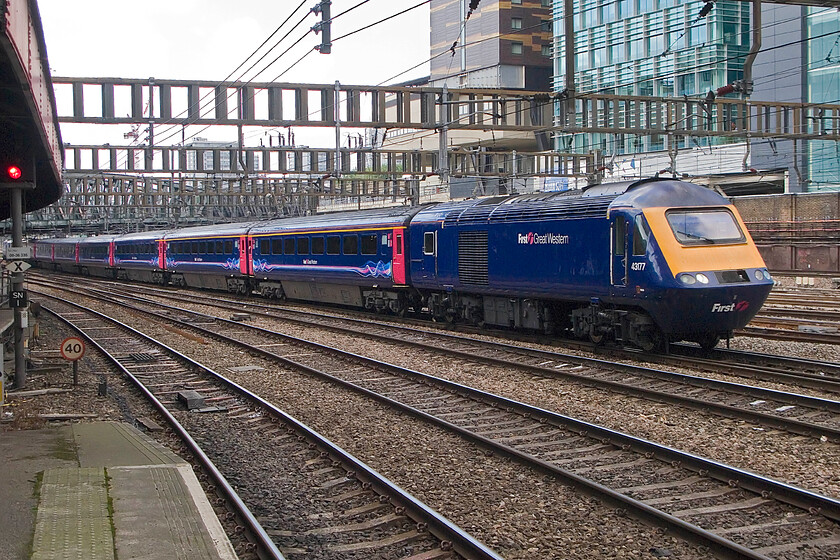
[77,235,118,244]
[248,205,424,235]
[163,221,258,241]
[414,178,729,225]
[113,230,174,243]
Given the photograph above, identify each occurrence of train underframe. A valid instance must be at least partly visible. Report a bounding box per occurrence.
[114,270,723,352]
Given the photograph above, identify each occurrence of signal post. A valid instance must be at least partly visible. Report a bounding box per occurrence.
[2,163,35,393]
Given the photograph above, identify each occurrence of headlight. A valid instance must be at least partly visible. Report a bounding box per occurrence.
[754,269,765,280]
[678,273,696,285]
[696,273,710,284]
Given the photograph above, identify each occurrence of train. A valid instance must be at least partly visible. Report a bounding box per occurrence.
[31,177,774,351]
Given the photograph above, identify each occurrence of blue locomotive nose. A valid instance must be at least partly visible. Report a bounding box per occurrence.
[654,281,773,336]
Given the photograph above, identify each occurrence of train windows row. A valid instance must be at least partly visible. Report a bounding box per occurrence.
[257,234,379,257]
[79,245,109,258]
[118,243,156,255]
[55,246,75,258]
[169,240,235,255]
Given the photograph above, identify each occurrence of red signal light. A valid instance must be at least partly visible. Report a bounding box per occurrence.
[7,166,22,180]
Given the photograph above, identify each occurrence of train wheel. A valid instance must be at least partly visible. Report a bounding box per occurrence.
[638,330,663,353]
[698,335,720,351]
[589,330,604,344]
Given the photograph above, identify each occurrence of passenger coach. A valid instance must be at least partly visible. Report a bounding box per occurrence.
[248,206,421,312]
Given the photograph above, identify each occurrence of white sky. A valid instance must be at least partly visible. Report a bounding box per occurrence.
[38,0,432,148]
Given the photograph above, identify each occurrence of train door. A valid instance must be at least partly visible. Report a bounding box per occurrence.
[392,228,406,284]
[611,212,630,294]
[416,229,438,281]
[626,214,651,296]
[156,240,165,269]
[238,236,251,275]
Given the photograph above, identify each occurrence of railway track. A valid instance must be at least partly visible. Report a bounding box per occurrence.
[32,277,840,442]
[38,295,499,560]
[29,281,840,559]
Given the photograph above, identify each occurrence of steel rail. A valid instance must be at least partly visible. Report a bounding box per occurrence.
[34,292,504,560]
[31,277,840,442]
[32,285,840,555]
[39,302,287,560]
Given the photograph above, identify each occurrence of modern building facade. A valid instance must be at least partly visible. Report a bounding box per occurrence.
[551,0,840,191]
[552,0,752,154]
[431,0,553,90]
[806,7,840,190]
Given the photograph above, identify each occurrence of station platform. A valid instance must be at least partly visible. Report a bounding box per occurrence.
[0,421,238,560]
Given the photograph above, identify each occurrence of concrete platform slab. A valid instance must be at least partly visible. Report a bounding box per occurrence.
[72,422,184,467]
[110,464,237,560]
[31,467,114,560]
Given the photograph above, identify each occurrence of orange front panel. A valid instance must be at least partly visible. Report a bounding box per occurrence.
[643,206,767,275]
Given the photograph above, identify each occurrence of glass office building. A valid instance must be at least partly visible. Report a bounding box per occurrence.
[552,0,751,153]
[806,7,840,190]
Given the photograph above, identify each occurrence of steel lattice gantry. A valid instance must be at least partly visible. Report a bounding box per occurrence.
[29,76,840,233]
[53,77,840,140]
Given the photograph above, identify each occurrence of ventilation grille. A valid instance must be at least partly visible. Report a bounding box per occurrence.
[458,231,488,286]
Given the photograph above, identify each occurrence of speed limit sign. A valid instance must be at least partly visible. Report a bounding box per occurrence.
[60,337,86,361]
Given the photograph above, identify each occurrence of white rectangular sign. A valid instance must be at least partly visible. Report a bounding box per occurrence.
[5,246,30,260]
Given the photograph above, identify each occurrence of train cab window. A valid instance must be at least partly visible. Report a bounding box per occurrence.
[613,216,626,256]
[666,209,745,245]
[225,240,233,254]
[297,237,310,255]
[423,232,435,255]
[260,239,269,255]
[311,236,324,254]
[343,235,358,255]
[271,239,282,255]
[360,234,377,255]
[632,215,650,256]
[326,235,341,255]
[283,237,296,255]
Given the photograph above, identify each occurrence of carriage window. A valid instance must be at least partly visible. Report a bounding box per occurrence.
[343,235,358,255]
[216,241,224,253]
[396,234,403,256]
[283,237,296,255]
[271,239,282,255]
[423,232,435,256]
[225,240,233,254]
[613,216,626,256]
[192,242,199,253]
[326,235,340,255]
[666,209,745,245]
[260,239,269,254]
[632,215,650,256]
[297,237,310,255]
[311,236,324,254]
[360,234,377,255]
